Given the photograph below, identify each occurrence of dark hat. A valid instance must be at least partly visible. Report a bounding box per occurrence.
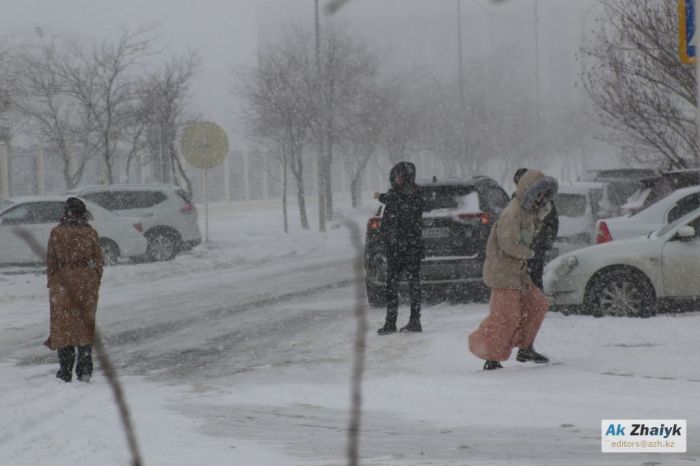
[514,168,528,186]
[64,197,88,220]
[389,161,417,189]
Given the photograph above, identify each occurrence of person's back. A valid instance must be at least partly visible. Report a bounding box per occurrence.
[46,197,104,383]
[49,223,102,272]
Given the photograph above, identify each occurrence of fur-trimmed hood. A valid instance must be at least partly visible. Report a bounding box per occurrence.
[516,169,558,211]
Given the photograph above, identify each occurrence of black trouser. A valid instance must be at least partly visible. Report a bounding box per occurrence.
[528,244,548,291]
[57,345,93,380]
[385,253,421,324]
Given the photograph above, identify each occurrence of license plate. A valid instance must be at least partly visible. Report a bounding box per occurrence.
[423,227,450,239]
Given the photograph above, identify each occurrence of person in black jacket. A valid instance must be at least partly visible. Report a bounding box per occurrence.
[512,168,559,290]
[375,161,425,335]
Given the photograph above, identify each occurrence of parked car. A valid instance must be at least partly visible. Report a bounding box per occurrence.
[577,168,658,182]
[68,184,201,261]
[364,176,510,306]
[551,182,615,257]
[621,168,700,216]
[577,168,657,211]
[596,185,700,244]
[544,207,700,317]
[0,196,147,266]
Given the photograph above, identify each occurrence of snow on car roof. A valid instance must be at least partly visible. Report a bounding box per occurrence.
[69,183,182,193]
[415,176,499,188]
[557,182,604,195]
[2,195,70,204]
[415,177,474,187]
[0,195,105,210]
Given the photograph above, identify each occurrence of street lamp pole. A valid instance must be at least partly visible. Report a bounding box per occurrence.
[315,0,327,232]
[457,0,468,166]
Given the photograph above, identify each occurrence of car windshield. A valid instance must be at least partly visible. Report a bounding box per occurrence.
[0,200,14,212]
[656,207,700,237]
[554,193,587,217]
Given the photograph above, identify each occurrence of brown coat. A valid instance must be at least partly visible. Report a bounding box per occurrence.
[482,170,545,290]
[45,221,104,350]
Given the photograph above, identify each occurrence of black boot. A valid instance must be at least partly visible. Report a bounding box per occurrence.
[516,347,549,364]
[377,310,398,335]
[400,306,422,333]
[76,345,93,382]
[56,347,75,382]
[400,319,422,333]
[483,360,503,370]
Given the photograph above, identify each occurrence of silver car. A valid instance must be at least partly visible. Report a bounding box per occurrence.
[0,196,147,266]
[69,184,202,261]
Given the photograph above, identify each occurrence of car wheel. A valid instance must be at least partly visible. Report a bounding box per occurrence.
[365,279,386,308]
[146,230,179,262]
[585,270,656,318]
[100,239,119,266]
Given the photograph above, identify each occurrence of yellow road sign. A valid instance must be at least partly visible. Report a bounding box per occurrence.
[180,121,229,169]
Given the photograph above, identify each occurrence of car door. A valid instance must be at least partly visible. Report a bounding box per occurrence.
[661,214,700,298]
[0,204,37,263]
[0,202,64,263]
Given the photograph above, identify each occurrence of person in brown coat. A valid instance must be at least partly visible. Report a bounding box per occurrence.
[468,169,558,370]
[45,197,104,382]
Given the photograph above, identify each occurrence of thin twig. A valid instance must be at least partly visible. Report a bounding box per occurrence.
[341,215,368,466]
[93,329,144,466]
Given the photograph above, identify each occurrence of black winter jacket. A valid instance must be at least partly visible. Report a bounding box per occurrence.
[378,186,424,258]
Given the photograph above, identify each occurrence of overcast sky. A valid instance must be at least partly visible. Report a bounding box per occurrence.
[0,0,600,145]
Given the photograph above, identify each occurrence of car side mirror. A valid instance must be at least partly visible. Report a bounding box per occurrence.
[676,226,696,240]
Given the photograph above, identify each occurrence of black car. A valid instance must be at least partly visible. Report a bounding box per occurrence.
[364,176,510,306]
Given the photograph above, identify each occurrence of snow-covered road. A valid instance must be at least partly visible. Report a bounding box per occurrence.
[1,200,698,465]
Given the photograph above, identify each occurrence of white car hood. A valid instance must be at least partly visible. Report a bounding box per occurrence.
[558,215,593,238]
[551,233,661,272]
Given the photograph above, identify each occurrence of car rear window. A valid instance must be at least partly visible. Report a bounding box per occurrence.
[554,193,587,218]
[83,190,166,210]
[420,186,474,212]
[478,185,509,213]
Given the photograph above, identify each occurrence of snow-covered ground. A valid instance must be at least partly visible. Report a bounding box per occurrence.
[1,197,698,465]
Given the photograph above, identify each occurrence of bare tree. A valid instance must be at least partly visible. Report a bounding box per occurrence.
[337,78,387,207]
[139,51,202,193]
[316,26,380,220]
[419,79,463,173]
[13,43,93,189]
[581,0,696,169]
[377,77,423,166]
[59,26,155,184]
[237,30,317,230]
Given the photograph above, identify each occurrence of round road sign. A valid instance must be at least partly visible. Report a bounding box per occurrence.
[180,121,229,169]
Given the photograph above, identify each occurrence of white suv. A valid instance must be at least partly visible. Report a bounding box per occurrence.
[69,184,201,261]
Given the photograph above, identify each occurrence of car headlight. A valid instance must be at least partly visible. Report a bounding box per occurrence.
[554,256,579,277]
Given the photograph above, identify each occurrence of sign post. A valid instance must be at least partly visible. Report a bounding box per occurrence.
[180,121,229,243]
